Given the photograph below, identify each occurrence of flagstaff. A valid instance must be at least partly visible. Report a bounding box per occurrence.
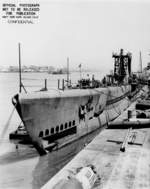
[79,63,82,88]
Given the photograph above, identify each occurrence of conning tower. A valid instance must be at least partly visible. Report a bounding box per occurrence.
[113,49,132,84]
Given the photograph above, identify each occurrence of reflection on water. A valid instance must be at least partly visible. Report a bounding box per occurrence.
[0,72,103,188]
[0,144,37,165]
[32,127,101,189]
[0,128,101,189]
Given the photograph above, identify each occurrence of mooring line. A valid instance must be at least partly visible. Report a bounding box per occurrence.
[0,105,16,142]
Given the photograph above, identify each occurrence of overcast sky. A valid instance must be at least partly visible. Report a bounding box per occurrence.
[0,0,150,72]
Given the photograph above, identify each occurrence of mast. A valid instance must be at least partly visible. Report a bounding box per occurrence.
[79,63,82,88]
[18,43,27,93]
[67,57,69,87]
[79,64,81,80]
[139,51,142,73]
[18,43,22,93]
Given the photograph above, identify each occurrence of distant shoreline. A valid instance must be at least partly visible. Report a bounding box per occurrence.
[0,70,101,73]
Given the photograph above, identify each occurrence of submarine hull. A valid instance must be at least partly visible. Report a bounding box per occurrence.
[13,85,131,154]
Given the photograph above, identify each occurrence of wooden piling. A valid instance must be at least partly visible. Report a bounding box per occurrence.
[45,79,47,91]
[62,79,64,90]
[58,79,60,89]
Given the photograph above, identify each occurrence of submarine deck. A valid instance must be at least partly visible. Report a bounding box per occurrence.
[42,101,150,189]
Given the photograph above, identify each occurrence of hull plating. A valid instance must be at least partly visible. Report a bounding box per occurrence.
[15,85,131,153]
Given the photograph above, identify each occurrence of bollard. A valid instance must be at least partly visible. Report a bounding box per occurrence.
[58,79,60,89]
[44,79,47,91]
[62,79,64,90]
[70,79,71,87]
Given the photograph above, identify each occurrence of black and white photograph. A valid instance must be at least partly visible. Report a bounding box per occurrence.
[0,0,150,188]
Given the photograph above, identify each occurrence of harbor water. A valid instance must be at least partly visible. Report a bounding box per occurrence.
[0,71,104,189]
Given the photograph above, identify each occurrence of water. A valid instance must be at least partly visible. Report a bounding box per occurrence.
[0,71,103,189]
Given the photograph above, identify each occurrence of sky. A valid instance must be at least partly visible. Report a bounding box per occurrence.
[0,0,150,72]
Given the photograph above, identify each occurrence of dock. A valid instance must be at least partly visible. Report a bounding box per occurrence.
[42,100,150,189]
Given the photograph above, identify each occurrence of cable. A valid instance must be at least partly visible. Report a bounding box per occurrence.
[0,105,16,142]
